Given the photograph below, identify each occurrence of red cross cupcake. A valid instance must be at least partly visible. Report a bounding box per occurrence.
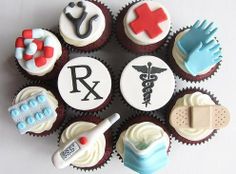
[116,0,171,53]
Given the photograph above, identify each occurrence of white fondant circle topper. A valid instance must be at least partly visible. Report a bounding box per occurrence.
[120,56,175,111]
[58,57,112,111]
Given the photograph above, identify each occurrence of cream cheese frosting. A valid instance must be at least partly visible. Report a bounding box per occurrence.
[59,0,106,47]
[14,86,58,133]
[17,30,62,76]
[170,92,215,141]
[116,122,169,158]
[59,121,106,167]
[172,30,215,75]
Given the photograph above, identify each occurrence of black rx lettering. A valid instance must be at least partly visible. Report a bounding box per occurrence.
[68,65,103,101]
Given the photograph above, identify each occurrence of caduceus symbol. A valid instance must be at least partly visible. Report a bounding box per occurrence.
[132,62,167,107]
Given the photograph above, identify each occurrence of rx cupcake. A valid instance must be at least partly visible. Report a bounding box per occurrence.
[8,84,65,136]
[116,115,171,174]
[168,20,222,82]
[52,113,120,170]
[116,0,171,53]
[120,55,175,112]
[14,28,68,80]
[168,88,230,145]
[59,0,112,52]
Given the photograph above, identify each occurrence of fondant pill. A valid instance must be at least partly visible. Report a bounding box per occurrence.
[22,28,44,39]
[10,109,20,118]
[17,121,26,130]
[26,116,36,125]
[20,104,29,112]
[15,37,25,59]
[43,107,52,116]
[28,99,38,107]
[36,95,46,103]
[23,42,37,61]
[34,112,44,120]
[43,36,54,58]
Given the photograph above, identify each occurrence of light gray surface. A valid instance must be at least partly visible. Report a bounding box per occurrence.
[0,0,235,173]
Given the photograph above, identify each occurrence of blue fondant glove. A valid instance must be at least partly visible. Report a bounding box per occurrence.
[184,40,222,76]
[177,20,218,56]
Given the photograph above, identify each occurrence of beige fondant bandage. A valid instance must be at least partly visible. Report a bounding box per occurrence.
[170,105,230,129]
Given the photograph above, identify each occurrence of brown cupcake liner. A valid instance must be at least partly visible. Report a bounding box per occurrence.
[12,81,66,137]
[166,27,221,82]
[115,0,172,54]
[57,114,114,171]
[58,0,113,53]
[114,114,172,162]
[66,56,117,114]
[15,29,69,82]
[166,87,219,145]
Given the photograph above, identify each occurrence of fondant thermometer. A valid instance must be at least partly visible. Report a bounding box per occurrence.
[52,113,120,169]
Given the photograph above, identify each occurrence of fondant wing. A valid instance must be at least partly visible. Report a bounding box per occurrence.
[132,65,148,73]
[150,67,167,74]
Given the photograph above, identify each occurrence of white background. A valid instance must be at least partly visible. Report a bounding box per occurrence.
[0,0,235,174]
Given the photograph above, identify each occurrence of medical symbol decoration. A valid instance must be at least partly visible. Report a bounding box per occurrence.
[132,62,167,107]
[64,1,99,39]
[129,3,168,39]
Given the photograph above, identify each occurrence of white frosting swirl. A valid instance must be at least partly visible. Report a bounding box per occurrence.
[17,30,62,76]
[172,30,214,75]
[59,121,106,167]
[116,122,169,158]
[171,92,215,141]
[14,86,58,133]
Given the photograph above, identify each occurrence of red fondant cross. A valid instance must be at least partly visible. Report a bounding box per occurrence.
[129,3,168,39]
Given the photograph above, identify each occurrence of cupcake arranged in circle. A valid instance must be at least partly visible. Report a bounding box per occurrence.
[52,113,120,170]
[14,28,68,80]
[168,20,222,82]
[120,55,175,112]
[116,0,171,53]
[168,88,230,145]
[8,84,65,136]
[59,0,112,52]
[116,115,171,174]
[57,56,113,112]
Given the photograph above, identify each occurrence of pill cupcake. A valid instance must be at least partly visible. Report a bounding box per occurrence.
[116,115,171,174]
[14,28,69,81]
[116,0,171,53]
[57,56,113,112]
[168,88,230,145]
[59,0,112,52]
[168,20,222,82]
[52,113,120,170]
[120,55,175,112]
[8,83,65,136]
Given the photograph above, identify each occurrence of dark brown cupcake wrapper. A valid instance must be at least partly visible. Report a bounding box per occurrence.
[12,81,66,137]
[114,0,172,54]
[57,114,115,171]
[65,56,117,114]
[166,26,222,82]
[166,87,219,145]
[15,28,69,82]
[58,0,113,53]
[114,114,172,162]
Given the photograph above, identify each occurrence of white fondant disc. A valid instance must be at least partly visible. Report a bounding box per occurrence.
[120,56,175,111]
[58,57,112,111]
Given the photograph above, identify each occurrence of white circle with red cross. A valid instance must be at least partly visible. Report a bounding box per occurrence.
[58,57,112,111]
[120,56,175,111]
[123,1,171,45]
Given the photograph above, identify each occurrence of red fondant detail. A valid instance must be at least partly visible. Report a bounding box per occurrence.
[22,29,33,39]
[129,3,168,39]
[33,39,44,51]
[79,137,88,145]
[35,56,47,67]
[23,54,33,61]
[44,46,54,58]
[15,37,25,48]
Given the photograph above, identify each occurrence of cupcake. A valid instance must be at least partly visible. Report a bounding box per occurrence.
[116,115,171,174]
[168,20,222,82]
[57,56,113,112]
[52,113,120,170]
[8,84,65,136]
[14,28,69,80]
[59,0,112,52]
[120,55,175,112]
[168,88,230,145]
[116,0,171,53]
